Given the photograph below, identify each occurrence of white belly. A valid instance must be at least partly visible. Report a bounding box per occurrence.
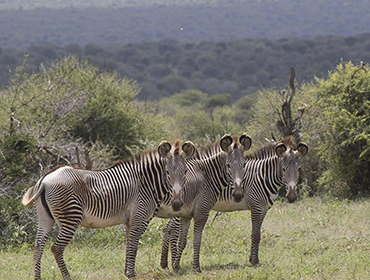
[212,199,251,212]
[156,203,194,219]
[81,212,126,228]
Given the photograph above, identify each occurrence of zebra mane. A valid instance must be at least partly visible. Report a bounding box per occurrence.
[193,141,222,159]
[246,136,294,160]
[192,135,242,159]
[108,148,160,169]
[173,139,181,155]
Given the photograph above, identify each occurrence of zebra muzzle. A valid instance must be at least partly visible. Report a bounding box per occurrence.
[232,191,244,203]
[171,199,183,212]
[286,185,298,203]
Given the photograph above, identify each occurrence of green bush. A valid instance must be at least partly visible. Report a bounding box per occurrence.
[311,62,370,196]
[0,56,172,248]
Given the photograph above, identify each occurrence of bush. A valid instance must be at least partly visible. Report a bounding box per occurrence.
[0,56,172,248]
[310,62,370,196]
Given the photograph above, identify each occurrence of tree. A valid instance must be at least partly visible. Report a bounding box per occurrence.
[311,62,370,196]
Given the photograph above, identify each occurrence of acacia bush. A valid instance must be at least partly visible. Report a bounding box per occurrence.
[0,56,172,248]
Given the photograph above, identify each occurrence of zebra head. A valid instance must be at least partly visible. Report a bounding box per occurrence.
[221,134,252,203]
[276,141,308,203]
[158,140,196,212]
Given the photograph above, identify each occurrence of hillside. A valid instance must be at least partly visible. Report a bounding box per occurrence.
[1,34,370,100]
[0,0,369,49]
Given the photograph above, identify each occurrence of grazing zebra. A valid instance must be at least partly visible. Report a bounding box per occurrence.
[161,136,308,271]
[157,134,252,272]
[22,140,196,279]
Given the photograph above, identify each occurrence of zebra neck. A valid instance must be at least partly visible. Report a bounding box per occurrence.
[197,152,228,191]
[109,152,168,202]
[245,156,284,206]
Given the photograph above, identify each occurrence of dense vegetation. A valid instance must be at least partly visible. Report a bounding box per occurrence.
[1,0,370,49]
[1,33,370,99]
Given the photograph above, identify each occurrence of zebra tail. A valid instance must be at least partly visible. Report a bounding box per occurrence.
[22,180,44,207]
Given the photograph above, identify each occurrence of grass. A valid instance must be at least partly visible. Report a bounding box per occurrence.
[1,197,370,279]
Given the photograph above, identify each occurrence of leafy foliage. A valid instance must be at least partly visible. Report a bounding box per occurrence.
[0,56,172,248]
[311,62,370,196]
[156,90,244,144]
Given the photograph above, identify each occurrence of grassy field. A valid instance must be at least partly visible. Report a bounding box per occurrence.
[1,197,370,279]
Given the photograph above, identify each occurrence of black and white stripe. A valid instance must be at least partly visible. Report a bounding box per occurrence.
[22,141,191,279]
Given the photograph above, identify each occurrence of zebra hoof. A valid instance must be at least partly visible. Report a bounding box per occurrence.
[193,266,202,273]
[160,262,168,269]
[172,265,180,273]
[124,271,136,278]
[249,256,259,266]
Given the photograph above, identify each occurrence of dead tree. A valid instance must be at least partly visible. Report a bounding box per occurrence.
[274,67,306,147]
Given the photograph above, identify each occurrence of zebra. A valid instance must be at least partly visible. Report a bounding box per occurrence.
[161,136,308,271]
[157,134,252,273]
[22,139,196,279]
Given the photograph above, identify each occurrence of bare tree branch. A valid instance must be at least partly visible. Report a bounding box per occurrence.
[275,67,305,146]
[84,148,92,170]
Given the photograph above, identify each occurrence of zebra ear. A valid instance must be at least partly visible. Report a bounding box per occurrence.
[182,141,196,158]
[276,143,287,157]
[158,141,172,158]
[220,134,233,152]
[297,142,308,157]
[239,134,252,151]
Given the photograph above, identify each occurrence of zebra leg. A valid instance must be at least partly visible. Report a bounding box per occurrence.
[172,217,191,273]
[51,216,82,280]
[169,217,180,269]
[33,201,54,280]
[249,208,267,265]
[160,220,171,269]
[124,214,152,278]
[160,217,180,269]
[192,213,209,273]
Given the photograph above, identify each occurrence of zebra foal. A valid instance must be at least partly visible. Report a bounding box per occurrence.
[22,139,195,279]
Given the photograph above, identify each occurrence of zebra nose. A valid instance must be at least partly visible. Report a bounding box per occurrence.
[287,193,297,203]
[232,192,244,203]
[286,184,298,203]
[171,199,183,212]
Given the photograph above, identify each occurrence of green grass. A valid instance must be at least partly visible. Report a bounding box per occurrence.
[2,197,370,279]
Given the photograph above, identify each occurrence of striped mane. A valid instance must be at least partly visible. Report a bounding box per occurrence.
[107,148,160,169]
[245,136,295,160]
[193,141,222,159]
[173,139,181,156]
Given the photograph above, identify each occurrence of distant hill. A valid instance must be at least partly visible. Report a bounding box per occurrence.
[0,0,369,49]
[1,34,370,101]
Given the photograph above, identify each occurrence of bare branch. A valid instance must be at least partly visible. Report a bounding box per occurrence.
[350,61,368,80]
[84,148,92,170]
[288,67,296,103]
[274,67,305,146]
[75,147,81,167]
